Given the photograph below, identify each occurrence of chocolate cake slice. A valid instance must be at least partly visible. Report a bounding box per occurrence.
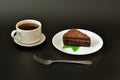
[63,29,91,47]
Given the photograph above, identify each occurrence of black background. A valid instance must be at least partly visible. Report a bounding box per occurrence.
[0,0,120,80]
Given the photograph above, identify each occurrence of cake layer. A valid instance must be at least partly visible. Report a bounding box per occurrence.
[63,40,90,47]
[63,37,90,41]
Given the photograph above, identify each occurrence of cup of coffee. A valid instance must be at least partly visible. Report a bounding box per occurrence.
[11,19,42,44]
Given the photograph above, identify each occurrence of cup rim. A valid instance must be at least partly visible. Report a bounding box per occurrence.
[16,19,41,31]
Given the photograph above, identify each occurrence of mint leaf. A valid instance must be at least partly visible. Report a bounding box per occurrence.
[71,46,79,52]
[62,45,80,52]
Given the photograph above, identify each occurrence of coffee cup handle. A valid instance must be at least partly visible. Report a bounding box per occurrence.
[11,30,17,38]
[11,30,21,41]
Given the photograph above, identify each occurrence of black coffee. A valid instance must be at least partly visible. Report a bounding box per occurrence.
[18,23,38,30]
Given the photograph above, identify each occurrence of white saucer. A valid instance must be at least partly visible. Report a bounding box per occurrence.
[52,29,103,55]
[14,33,46,47]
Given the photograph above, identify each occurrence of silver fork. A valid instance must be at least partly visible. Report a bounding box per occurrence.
[33,55,92,65]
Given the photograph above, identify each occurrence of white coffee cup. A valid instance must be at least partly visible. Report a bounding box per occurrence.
[11,19,42,44]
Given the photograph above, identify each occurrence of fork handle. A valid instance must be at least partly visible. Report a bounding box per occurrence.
[53,60,92,65]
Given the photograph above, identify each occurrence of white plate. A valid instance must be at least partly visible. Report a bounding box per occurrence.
[52,29,103,55]
[14,33,46,47]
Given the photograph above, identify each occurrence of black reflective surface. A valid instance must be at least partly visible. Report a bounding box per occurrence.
[0,0,120,80]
